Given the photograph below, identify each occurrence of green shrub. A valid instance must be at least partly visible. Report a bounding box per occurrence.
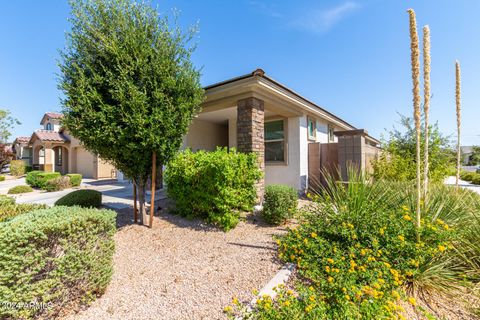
[0,175,4,182]
[25,165,33,173]
[10,160,25,176]
[0,195,14,205]
[55,189,102,208]
[262,185,297,225]
[43,176,71,192]
[7,185,33,194]
[460,171,476,182]
[66,173,82,187]
[0,202,46,222]
[26,171,61,188]
[231,171,480,319]
[0,206,116,319]
[165,148,262,231]
[471,174,480,185]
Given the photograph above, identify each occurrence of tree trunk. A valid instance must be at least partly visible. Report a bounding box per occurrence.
[137,180,148,226]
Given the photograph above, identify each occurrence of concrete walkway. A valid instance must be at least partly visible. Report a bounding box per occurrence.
[444,176,480,195]
[3,178,166,209]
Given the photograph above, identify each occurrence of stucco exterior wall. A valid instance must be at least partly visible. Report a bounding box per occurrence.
[74,146,95,178]
[265,116,304,191]
[185,119,228,151]
[228,118,237,149]
[96,157,115,179]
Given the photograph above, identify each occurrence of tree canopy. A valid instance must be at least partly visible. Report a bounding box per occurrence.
[468,146,480,166]
[372,114,455,182]
[0,109,20,144]
[59,0,204,223]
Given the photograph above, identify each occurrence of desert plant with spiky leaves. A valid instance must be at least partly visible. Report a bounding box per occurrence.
[408,8,422,238]
[455,61,461,189]
[423,25,431,203]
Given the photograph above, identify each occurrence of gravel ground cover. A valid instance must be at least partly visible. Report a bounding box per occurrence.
[65,203,286,320]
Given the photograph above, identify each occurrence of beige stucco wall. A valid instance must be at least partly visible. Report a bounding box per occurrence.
[185,119,228,151]
[228,118,237,149]
[74,146,95,178]
[264,116,306,191]
[96,157,115,179]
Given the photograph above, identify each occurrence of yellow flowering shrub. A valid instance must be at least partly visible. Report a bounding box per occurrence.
[228,181,460,319]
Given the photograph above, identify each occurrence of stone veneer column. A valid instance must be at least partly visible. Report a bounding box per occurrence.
[237,97,265,202]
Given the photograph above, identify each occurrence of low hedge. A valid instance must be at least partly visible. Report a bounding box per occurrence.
[165,148,262,231]
[0,195,15,205]
[10,160,26,176]
[55,189,102,208]
[43,176,71,192]
[460,171,480,185]
[0,206,116,319]
[0,175,4,182]
[66,173,82,187]
[262,184,298,225]
[0,202,46,222]
[7,185,33,194]
[26,171,62,188]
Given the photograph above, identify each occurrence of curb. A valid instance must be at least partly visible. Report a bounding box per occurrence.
[235,263,295,319]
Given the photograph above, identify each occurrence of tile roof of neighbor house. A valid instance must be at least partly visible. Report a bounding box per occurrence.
[40,112,64,125]
[45,112,63,119]
[14,136,30,143]
[204,68,357,130]
[29,130,69,144]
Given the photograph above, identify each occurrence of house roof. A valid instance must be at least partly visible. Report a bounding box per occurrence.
[40,112,63,125]
[29,130,69,144]
[204,69,357,130]
[13,136,30,144]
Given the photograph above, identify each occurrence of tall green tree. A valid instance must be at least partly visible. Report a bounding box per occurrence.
[468,146,480,165]
[59,0,204,225]
[0,109,20,143]
[372,114,455,183]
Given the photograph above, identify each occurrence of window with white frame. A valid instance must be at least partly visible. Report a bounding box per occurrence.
[328,124,335,142]
[265,120,285,162]
[307,117,316,140]
[46,123,52,130]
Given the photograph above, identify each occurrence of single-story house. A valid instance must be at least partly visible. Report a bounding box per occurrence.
[13,112,115,179]
[183,69,380,194]
[12,136,32,165]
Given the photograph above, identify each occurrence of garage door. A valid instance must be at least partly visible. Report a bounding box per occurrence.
[75,147,94,178]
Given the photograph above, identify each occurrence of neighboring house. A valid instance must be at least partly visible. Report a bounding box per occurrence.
[461,146,480,166]
[12,137,32,166]
[183,69,380,193]
[13,112,116,179]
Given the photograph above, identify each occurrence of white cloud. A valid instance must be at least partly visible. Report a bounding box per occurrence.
[292,1,360,34]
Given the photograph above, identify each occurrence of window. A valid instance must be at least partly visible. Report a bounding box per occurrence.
[328,124,335,142]
[307,117,316,140]
[265,120,285,162]
[56,148,62,166]
[46,123,52,130]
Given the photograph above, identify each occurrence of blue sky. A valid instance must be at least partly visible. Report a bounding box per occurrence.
[1,0,479,145]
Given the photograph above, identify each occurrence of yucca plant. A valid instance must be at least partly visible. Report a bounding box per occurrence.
[408,8,422,238]
[455,61,462,189]
[423,25,431,203]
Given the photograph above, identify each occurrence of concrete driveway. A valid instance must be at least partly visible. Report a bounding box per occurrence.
[4,178,165,209]
[10,179,133,207]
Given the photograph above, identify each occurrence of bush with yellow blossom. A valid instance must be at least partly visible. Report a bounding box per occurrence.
[225,172,480,319]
